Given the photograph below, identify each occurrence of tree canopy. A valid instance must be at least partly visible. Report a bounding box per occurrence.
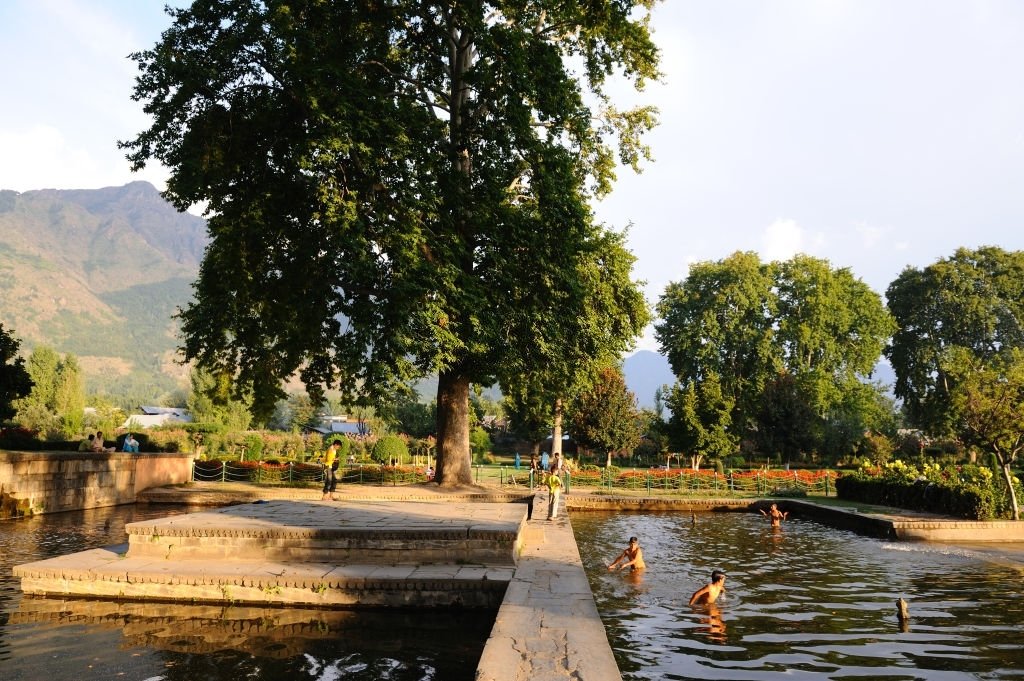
[656,252,894,459]
[124,0,660,485]
[568,365,642,467]
[886,246,1024,437]
[0,324,33,422]
[13,345,84,439]
[947,347,1024,520]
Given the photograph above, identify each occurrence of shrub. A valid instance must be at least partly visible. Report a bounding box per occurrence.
[470,427,492,463]
[373,434,409,464]
[244,433,264,460]
[835,459,1012,520]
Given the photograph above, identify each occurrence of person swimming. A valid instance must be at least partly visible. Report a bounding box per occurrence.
[608,536,646,572]
[689,569,726,605]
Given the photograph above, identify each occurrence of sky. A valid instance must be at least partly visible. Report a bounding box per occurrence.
[2,1,1023,352]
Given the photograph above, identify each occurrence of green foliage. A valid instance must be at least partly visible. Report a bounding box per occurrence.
[14,345,85,439]
[752,372,818,461]
[244,433,264,460]
[666,371,737,460]
[860,431,896,465]
[0,323,33,421]
[657,252,895,455]
[391,393,436,439]
[469,427,492,463]
[947,347,1024,519]
[187,366,253,431]
[886,246,1024,436]
[835,460,1021,520]
[373,435,410,465]
[124,0,660,485]
[568,365,643,467]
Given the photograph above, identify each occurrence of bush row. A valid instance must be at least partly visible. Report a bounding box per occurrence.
[835,461,1020,520]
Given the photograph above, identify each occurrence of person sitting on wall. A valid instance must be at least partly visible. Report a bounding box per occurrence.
[79,433,94,451]
[90,431,115,453]
[122,433,140,453]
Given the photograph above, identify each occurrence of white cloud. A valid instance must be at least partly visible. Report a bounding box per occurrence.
[0,125,167,192]
[854,221,884,249]
[761,218,805,262]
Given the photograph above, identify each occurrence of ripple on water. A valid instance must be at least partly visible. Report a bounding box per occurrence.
[572,510,1024,681]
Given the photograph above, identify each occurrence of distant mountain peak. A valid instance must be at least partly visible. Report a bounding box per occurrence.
[623,349,674,409]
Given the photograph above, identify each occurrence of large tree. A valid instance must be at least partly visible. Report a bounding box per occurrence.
[124,0,660,486]
[886,246,1024,437]
[568,365,642,468]
[656,252,893,449]
[665,370,736,468]
[13,346,84,439]
[947,347,1024,520]
[0,324,33,422]
[655,251,778,435]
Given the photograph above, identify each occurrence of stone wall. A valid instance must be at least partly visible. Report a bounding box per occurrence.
[0,451,194,518]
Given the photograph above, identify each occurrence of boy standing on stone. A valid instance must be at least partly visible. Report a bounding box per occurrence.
[546,471,563,520]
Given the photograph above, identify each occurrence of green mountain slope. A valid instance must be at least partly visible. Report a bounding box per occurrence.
[0,182,206,402]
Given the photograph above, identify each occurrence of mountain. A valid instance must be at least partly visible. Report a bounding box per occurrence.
[0,182,207,401]
[623,350,675,409]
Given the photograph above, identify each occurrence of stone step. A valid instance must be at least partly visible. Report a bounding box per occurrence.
[16,545,513,608]
[125,499,525,565]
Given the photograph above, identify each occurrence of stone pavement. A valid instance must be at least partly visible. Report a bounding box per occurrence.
[477,510,622,681]
[19,483,625,681]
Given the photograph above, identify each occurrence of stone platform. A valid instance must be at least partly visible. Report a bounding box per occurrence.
[14,499,523,609]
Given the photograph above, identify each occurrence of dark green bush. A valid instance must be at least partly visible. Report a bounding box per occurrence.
[372,434,409,464]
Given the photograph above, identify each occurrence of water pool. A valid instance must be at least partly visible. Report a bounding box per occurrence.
[572,511,1024,681]
[0,505,492,681]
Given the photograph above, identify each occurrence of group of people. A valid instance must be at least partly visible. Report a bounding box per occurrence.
[77,431,140,453]
[606,502,790,609]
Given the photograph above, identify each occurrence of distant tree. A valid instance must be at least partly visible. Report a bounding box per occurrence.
[14,346,84,439]
[0,324,33,422]
[820,381,900,464]
[568,365,642,468]
[947,347,1024,520]
[752,372,818,463]
[270,392,322,432]
[503,374,553,458]
[124,0,660,486]
[393,393,436,439]
[886,246,1024,437]
[53,354,85,439]
[656,252,778,435]
[187,366,253,431]
[469,426,493,463]
[665,371,737,469]
[657,252,894,446]
[373,434,409,465]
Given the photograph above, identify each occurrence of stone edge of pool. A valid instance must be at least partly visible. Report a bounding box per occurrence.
[16,482,1024,681]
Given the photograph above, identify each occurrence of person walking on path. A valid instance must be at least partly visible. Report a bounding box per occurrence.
[321,440,341,501]
[689,570,726,605]
[546,471,563,519]
[608,536,646,572]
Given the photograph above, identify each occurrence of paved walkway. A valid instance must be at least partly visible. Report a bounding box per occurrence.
[478,511,622,681]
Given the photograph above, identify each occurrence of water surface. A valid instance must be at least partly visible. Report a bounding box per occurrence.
[1,504,491,681]
[572,511,1024,681]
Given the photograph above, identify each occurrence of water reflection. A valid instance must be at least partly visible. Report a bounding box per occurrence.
[573,511,1024,681]
[1,505,491,681]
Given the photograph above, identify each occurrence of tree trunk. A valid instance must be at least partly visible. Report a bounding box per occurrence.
[435,368,472,486]
[1001,461,1020,520]
[551,397,564,457]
